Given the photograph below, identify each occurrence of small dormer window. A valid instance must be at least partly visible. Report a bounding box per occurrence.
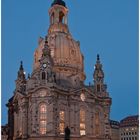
[42,72,46,80]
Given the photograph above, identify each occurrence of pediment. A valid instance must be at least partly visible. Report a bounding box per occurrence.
[13,92,25,103]
[72,87,97,99]
[27,86,52,98]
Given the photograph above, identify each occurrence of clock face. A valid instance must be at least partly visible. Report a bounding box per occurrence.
[40,90,46,97]
[43,63,47,68]
[80,93,85,101]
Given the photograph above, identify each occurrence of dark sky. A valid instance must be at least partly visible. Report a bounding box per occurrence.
[2,0,138,125]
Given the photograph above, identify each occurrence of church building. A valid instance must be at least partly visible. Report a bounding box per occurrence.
[6,0,112,140]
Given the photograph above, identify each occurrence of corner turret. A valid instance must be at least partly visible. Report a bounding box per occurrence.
[93,55,108,96]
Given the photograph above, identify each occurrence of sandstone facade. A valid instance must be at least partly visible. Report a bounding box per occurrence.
[6,1,112,140]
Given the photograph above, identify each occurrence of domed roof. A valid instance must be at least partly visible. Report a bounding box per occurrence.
[51,0,66,7]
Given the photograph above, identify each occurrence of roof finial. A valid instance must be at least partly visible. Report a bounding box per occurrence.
[20,61,23,70]
[97,54,100,61]
[17,61,26,80]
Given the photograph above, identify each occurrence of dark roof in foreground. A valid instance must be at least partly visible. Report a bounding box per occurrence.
[120,115,139,127]
[110,120,120,129]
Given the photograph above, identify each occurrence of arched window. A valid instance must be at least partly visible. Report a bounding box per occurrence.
[95,112,100,135]
[39,104,47,135]
[42,72,46,80]
[80,109,86,136]
[59,11,64,23]
[97,84,100,92]
[59,111,65,135]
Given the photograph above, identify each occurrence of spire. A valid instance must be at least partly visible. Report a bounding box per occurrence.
[93,55,108,95]
[17,61,26,80]
[16,61,26,93]
[51,0,66,7]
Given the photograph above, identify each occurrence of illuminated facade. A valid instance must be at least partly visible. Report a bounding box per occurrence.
[6,0,112,140]
[119,115,139,140]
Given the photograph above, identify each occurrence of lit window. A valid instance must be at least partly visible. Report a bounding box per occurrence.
[60,111,64,121]
[59,111,65,135]
[80,130,86,136]
[80,109,85,136]
[132,128,134,130]
[80,110,85,122]
[40,121,46,134]
[59,123,65,135]
[39,104,47,134]
[80,123,85,129]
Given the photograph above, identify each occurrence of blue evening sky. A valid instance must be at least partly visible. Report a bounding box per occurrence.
[2,0,138,125]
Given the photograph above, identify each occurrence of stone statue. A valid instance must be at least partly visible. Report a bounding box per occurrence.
[64,126,70,140]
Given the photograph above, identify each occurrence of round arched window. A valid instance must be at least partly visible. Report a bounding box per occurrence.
[39,104,47,134]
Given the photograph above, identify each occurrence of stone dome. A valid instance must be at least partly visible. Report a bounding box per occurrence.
[33,32,85,82]
[33,1,86,84]
[48,32,84,72]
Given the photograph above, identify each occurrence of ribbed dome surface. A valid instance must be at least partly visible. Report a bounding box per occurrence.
[34,34,83,71]
[48,33,83,72]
